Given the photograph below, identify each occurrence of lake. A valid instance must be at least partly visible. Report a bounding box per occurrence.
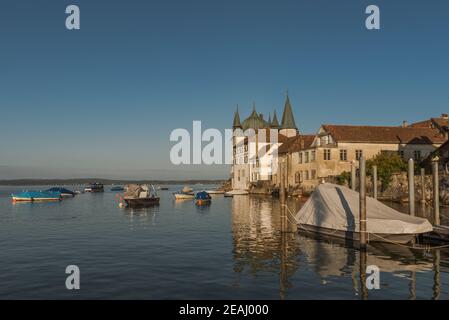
[0,185,448,299]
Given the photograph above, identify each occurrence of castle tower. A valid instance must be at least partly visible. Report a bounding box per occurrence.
[279,94,298,137]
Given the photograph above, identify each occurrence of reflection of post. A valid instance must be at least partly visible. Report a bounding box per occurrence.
[409,271,416,300]
[359,248,368,300]
[421,168,426,204]
[432,157,440,225]
[432,249,441,300]
[351,161,357,191]
[408,159,415,216]
[280,160,288,233]
[359,156,367,248]
[279,231,288,300]
[373,165,378,199]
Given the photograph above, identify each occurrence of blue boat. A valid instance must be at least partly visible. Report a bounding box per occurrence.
[12,191,62,202]
[195,191,211,205]
[46,187,76,197]
[111,186,125,192]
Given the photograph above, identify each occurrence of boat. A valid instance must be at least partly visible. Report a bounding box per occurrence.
[111,186,125,192]
[224,190,249,197]
[46,187,76,198]
[195,191,211,205]
[295,183,433,244]
[205,189,225,195]
[173,186,195,200]
[89,183,104,193]
[12,191,62,202]
[84,187,92,193]
[122,185,160,207]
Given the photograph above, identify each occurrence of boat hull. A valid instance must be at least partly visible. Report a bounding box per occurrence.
[124,197,160,208]
[174,194,194,200]
[298,224,417,245]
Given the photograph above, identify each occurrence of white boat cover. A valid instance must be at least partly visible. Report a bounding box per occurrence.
[296,183,433,235]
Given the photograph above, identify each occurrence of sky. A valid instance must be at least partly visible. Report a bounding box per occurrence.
[0,0,448,179]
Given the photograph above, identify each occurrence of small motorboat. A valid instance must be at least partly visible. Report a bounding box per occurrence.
[224,190,249,197]
[84,187,92,192]
[173,186,195,200]
[295,183,433,244]
[195,191,211,205]
[111,186,125,192]
[46,187,76,198]
[205,189,225,195]
[122,184,160,208]
[12,191,62,202]
[89,183,104,193]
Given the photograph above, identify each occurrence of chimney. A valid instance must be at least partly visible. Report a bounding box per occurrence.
[442,113,448,119]
[402,121,409,128]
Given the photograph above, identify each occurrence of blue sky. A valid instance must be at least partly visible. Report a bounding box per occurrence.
[0,0,448,179]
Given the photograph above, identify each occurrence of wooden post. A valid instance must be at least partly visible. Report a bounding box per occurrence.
[280,159,286,204]
[408,158,415,216]
[421,168,426,204]
[373,165,378,199]
[280,160,288,233]
[351,161,357,191]
[432,158,440,225]
[359,156,367,248]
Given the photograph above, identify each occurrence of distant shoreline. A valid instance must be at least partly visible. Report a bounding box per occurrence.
[0,179,226,186]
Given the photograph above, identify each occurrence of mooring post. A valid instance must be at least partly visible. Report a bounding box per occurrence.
[280,160,288,233]
[351,161,357,191]
[359,156,367,249]
[408,158,415,216]
[432,156,440,225]
[421,168,426,204]
[373,165,378,199]
[279,159,286,203]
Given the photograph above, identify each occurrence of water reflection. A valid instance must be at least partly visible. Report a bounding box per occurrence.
[231,195,448,299]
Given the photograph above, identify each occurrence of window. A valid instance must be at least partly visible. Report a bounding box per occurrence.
[237,170,241,182]
[340,149,347,161]
[299,152,303,164]
[398,150,405,159]
[305,152,309,163]
[244,156,248,164]
[324,149,331,160]
[356,150,363,160]
[304,171,309,180]
[311,170,316,180]
[311,150,316,161]
[295,172,300,183]
[414,150,422,161]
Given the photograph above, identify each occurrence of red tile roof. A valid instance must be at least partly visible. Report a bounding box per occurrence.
[322,125,446,145]
[278,135,315,154]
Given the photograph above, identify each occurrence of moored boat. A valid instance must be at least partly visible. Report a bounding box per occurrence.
[111,186,125,192]
[195,191,211,205]
[12,191,62,202]
[46,187,76,198]
[173,186,195,200]
[224,190,249,197]
[295,183,433,244]
[89,183,104,193]
[205,189,225,195]
[122,184,160,208]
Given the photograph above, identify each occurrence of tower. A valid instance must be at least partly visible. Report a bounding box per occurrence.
[279,93,298,137]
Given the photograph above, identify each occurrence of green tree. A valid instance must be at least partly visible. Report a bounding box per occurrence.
[366,153,407,190]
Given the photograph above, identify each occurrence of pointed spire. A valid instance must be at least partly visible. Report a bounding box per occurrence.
[233,105,241,129]
[281,93,297,130]
[267,113,272,126]
[271,110,280,128]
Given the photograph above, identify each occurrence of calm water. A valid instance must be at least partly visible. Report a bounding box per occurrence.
[1,185,449,299]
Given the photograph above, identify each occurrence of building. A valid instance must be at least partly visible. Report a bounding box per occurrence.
[281,123,447,191]
[231,95,299,191]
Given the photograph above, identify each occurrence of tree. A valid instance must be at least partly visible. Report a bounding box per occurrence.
[366,153,407,190]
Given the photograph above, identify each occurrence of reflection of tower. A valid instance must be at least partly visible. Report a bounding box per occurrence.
[231,196,301,298]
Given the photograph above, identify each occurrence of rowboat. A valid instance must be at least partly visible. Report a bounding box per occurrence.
[12,191,62,202]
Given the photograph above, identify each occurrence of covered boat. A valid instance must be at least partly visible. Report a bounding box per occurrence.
[12,191,62,202]
[111,186,125,192]
[46,187,76,197]
[295,183,433,244]
[89,183,104,193]
[195,191,211,205]
[122,184,159,207]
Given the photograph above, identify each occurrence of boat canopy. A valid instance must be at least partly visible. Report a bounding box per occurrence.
[46,187,75,195]
[195,191,211,200]
[295,183,433,235]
